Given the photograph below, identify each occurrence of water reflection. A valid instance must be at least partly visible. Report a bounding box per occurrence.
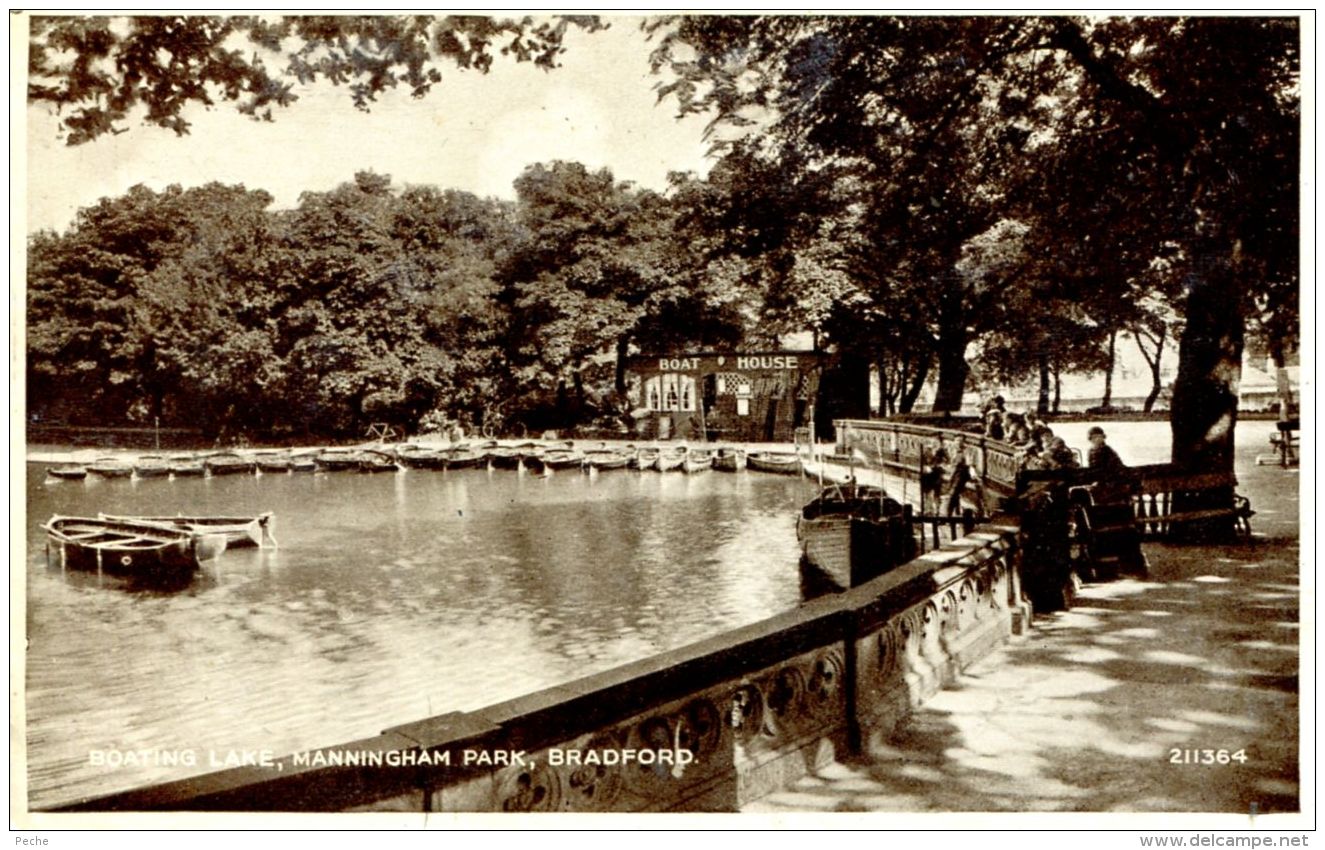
[24,465,812,808]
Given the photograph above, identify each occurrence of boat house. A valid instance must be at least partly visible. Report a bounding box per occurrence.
[623,351,821,443]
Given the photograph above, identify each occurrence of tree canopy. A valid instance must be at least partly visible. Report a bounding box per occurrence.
[29,14,606,144]
[646,15,1300,470]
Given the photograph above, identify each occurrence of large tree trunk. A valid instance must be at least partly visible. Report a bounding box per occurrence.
[1037,354,1051,414]
[1169,241,1245,541]
[899,351,930,414]
[1136,328,1166,413]
[614,337,630,396]
[876,360,893,417]
[931,305,968,412]
[1101,329,1117,409]
[1170,246,1244,475]
[1144,362,1162,413]
[1268,337,1294,419]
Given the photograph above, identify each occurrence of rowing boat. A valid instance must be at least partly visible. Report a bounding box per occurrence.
[47,465,88,481]
[542,450,585,470]
[583,449,631,471]
[42,516,227,582]
[395,445,449,470]
[289,452,318,473]
[204,452,257,476]
[87,457,133,479]
[254,452,294,473]
[488,447,523,470]
[133,455,172,478]
[358,449,399,473]
[100,512,276,548]
[630,447,659,471]
[682,449,713,474]
[314,449,361,472]
[747,452,802,475]
[796,484,914,588]
[713,448,747,472]
[444,447,489,469]
[168,455,206,477]
[655,447,686,472]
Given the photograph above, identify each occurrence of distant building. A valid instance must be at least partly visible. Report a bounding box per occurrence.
[623,351,820,442]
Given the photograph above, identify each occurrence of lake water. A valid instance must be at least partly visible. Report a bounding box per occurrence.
[23,464,816,808]
[22,419,1295,809]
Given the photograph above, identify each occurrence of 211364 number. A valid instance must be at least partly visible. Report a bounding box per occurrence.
[1170,748,1248,765]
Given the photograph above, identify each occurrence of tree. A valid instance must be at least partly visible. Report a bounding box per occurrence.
[499,162,672,426]
[648,15,1300,478]
[26,182,279,430]
[28,14,607,144]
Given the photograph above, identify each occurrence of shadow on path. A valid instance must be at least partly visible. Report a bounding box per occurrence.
[747,536,1301,814]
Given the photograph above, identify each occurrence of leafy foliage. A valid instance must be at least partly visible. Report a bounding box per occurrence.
[29,14,607,144]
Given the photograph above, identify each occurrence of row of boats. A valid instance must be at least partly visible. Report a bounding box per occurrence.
[41,513,276,585]
[45,443,808,480]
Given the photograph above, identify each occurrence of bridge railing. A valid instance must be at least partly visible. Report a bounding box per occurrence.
[834,418,1024,512]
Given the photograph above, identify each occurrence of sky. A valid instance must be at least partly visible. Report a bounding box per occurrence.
[22,15,716,234]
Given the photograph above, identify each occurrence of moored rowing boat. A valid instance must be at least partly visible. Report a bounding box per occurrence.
[630,447,659,471]
[204,452,257,476]
[42,515,227,583]
[444,447,489,469]
[542,450,585,470]
[713,447,747,472]
[314,450,361,472]
[396,445,448,470]
[100,512,276,548]
[168,455,205,477]
[655,447,686,472]
[358,449,399,473]
[583,449,631,471]
[87,457,133,479]
[133,455,172,478]
[682,449,713,474]
[747,452,802,475]
[254,452,293,473]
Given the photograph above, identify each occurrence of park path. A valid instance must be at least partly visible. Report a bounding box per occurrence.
[746,458,1303,815]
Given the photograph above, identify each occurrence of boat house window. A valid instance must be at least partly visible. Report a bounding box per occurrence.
[652,373,695,412]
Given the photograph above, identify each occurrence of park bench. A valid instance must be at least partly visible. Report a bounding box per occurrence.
[1100,463,1254,540]
[1016,462,1254,580]
[1258,418,1299,467]
[1020,463,1254,539]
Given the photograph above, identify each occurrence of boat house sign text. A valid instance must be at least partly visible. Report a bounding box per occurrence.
[653,354,801,373]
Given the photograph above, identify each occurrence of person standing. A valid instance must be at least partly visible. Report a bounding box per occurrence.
[984,396,1006,440]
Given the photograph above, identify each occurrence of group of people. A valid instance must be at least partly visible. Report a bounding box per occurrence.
[981,396,1079,471]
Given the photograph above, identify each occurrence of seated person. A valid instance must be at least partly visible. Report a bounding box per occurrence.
[1046,437,1080,469]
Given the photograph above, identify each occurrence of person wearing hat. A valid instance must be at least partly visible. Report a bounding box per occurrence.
[1082,425,1147,577]
[1087,426,1126,476]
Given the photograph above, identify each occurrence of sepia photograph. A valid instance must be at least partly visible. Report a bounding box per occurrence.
[12,11,1311,833]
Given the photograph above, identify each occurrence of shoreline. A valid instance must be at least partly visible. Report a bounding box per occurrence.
[23,437,810,466]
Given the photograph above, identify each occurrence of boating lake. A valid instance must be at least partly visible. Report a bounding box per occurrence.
[23,463,818,808]
[22,420,1294,809]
